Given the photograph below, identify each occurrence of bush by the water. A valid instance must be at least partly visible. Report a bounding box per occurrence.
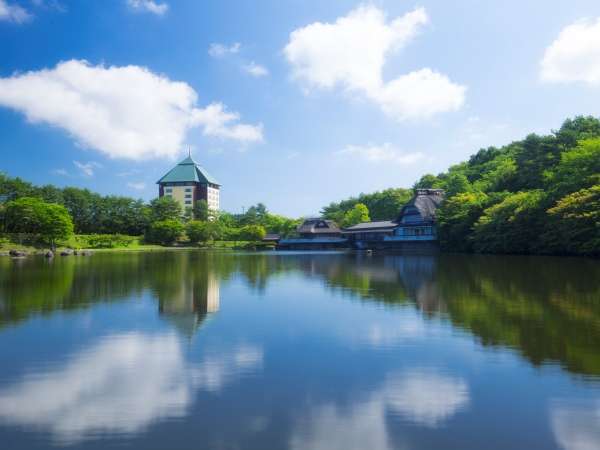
[145,220,184,245]
[84,234,137,249]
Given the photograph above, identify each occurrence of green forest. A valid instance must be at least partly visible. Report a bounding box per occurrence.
[321,116,600,256]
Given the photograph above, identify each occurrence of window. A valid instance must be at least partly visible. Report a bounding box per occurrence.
[165,188,172,193]
[185,188,192,193]
[185,200,192,205]
[185,194,192,199]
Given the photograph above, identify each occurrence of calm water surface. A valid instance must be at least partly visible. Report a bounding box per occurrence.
[0,251,599,450]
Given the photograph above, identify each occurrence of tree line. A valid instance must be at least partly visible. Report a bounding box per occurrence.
[417,116,599,256]
[0,174,300,247]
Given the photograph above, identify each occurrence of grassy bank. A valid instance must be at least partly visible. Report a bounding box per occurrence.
[0,234,273,255]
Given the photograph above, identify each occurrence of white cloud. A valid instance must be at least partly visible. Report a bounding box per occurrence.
[541,18,600,84]
[0,60,263,160]
[73,160,101,177]
[51,168,68,176]
[243,61,269,77]
[0,333,263,444]
[284,5,465,121]
[127,0,168,16]
[208,42,241,58]
[127,181,146,190]
[337,143,424,165]
[374,68,466,120]
[0,0,31,23]
[192,102,264,143]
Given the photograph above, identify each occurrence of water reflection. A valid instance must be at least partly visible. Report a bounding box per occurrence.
[158,270,220,339]
[551,400,600,450]
[291,369,469,450]
[0,332,262,444]
[0,333,192,443]
[0,251,599,449]
[384,370,469,426]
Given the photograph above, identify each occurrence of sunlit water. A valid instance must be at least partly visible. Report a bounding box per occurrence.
[0,251,599,450]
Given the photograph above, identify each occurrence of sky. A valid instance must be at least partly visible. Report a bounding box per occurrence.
[1,0,600,216]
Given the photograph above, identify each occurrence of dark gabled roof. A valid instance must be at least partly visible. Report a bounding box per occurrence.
[397,189,444,223]
[297,218,340,234]
[157,156,219,185]
[342,220,397,232]
[343,189,445,232]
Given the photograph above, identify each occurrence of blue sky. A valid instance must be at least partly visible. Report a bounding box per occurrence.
[1,0,600,216]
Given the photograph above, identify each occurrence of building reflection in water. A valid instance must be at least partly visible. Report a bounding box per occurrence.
[158,270,220,339]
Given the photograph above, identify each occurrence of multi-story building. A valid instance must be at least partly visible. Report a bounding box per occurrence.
[156,155,220,211]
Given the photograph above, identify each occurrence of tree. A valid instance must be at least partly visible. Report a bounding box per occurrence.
[341,203,370,228]
[3,197,73,247]
[149,196,182,222]
[321,188,411,222]
[413,174,441,189]
[186,220,224,243]
[437,192,487,252]
[472,191,547,254]
[193,200,209,221]
[444,173,473,197]
[239,224,266,241]
[547,138,600,198]
[145,219,183,245]
[543,185,600,255]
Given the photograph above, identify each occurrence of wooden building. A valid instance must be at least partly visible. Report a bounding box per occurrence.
[277,218,347,250]
[343,189,445,250]
[157,155,220,211]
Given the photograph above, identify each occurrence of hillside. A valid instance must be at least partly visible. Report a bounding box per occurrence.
[322,116,600,256]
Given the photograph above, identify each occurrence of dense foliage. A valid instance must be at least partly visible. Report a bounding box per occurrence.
[145,219,184,245]
[0,174,150,235]
[0,174,298,246]
[321,188,412,222]
[2,197,73,246]
[417,116,600,256]
[341,203,370,227]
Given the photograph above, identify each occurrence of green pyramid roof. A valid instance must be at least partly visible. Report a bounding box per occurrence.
[157,156,219,185]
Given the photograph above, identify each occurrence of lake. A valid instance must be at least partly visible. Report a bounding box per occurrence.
[0,251,599,450]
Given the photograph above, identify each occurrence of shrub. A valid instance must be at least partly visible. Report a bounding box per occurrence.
[85,234,136,249]
[238,224,266,241]
[145,220,183,245]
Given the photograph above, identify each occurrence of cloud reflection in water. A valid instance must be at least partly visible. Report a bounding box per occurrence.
[0,333,262,444]
[290,369,469,450]
[551,400,600,450]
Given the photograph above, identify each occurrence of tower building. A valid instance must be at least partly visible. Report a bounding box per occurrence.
[156,154,220,211]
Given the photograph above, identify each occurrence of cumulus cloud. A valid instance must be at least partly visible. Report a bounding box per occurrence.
[192,102,264,143]
[337,143,424,165]
[284,5,465,121]
[73,160,102,177]
[541,18,600,84]
[243,61,269,77]
[208,42,241,58]
[127,0,168,16]
[0,60,263,160]
[0,333,263,444]
[0,0,31,23]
